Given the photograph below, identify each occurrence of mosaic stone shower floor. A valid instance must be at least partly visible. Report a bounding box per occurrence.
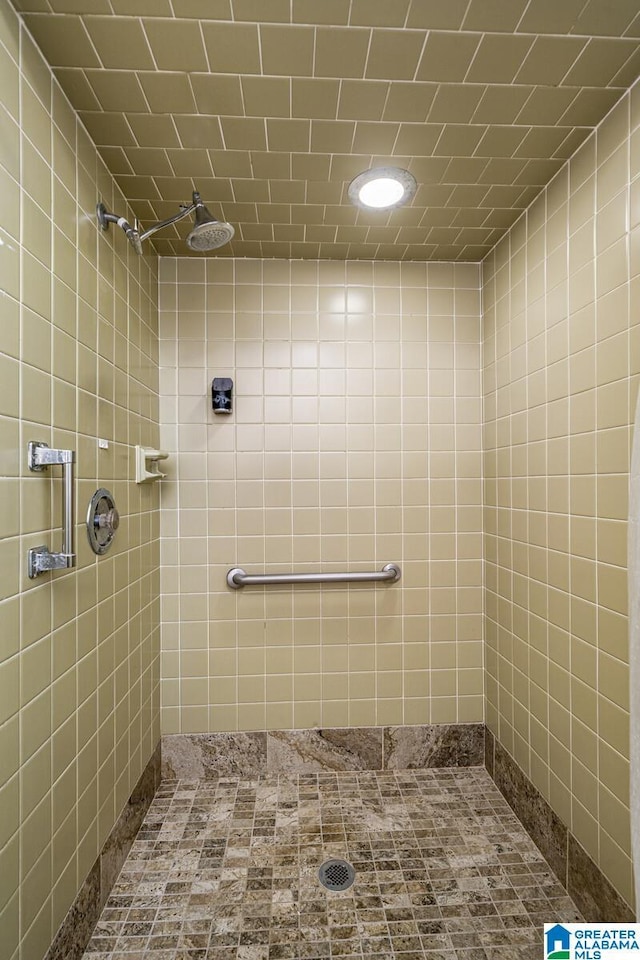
[82,767,581,960]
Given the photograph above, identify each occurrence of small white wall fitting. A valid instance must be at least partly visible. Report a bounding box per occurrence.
[135,445,169,483]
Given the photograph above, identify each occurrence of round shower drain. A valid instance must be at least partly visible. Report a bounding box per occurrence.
[318,859,356,891]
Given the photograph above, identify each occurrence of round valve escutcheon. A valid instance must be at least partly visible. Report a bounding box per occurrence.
[87,488,119,555]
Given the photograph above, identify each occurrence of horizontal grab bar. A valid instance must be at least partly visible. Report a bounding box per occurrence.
[227,563,401,590]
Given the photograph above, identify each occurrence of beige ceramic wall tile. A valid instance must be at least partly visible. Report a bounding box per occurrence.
[0,4,161,957]
[159,258,483,736]
[483,81,639,911]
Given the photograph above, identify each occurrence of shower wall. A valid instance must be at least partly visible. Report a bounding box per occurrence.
[483,82,640,908]
[0,3,161,959]
[158,258,483,734]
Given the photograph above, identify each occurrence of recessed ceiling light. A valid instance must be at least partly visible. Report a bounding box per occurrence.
[348,167,417,210]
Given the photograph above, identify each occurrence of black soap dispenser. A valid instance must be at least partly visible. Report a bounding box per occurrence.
[212,377,233,414]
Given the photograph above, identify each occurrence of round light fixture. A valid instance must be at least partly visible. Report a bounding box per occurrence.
[348,166,417,210]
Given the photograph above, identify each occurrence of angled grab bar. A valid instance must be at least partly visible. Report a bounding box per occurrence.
[27,441,76,579]
[227,563,401,589]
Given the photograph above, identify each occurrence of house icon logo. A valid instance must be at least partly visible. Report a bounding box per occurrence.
[545,924,571,959]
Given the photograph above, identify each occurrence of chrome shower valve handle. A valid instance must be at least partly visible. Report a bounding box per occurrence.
[96,507,119,531]
[87,489,119,556]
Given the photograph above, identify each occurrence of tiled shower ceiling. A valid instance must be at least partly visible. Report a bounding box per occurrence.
[12,0,640,260]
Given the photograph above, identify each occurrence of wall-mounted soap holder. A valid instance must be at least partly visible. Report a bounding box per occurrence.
[135,445,169,483]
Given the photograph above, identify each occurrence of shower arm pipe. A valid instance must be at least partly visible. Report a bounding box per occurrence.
[96,206,143,252]
[227,563,401,589]
[137,198,198,242]
[97,193,202,248]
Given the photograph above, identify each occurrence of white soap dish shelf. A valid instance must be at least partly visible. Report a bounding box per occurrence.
[135,446,169,483]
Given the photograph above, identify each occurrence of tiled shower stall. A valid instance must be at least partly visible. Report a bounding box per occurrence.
[1,0,640,957]
[158,257,484,734]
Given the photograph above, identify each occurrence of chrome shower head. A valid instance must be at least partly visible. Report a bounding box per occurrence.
[186,220,235,251]
[96,188,234,254]
[186,193,235,251]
